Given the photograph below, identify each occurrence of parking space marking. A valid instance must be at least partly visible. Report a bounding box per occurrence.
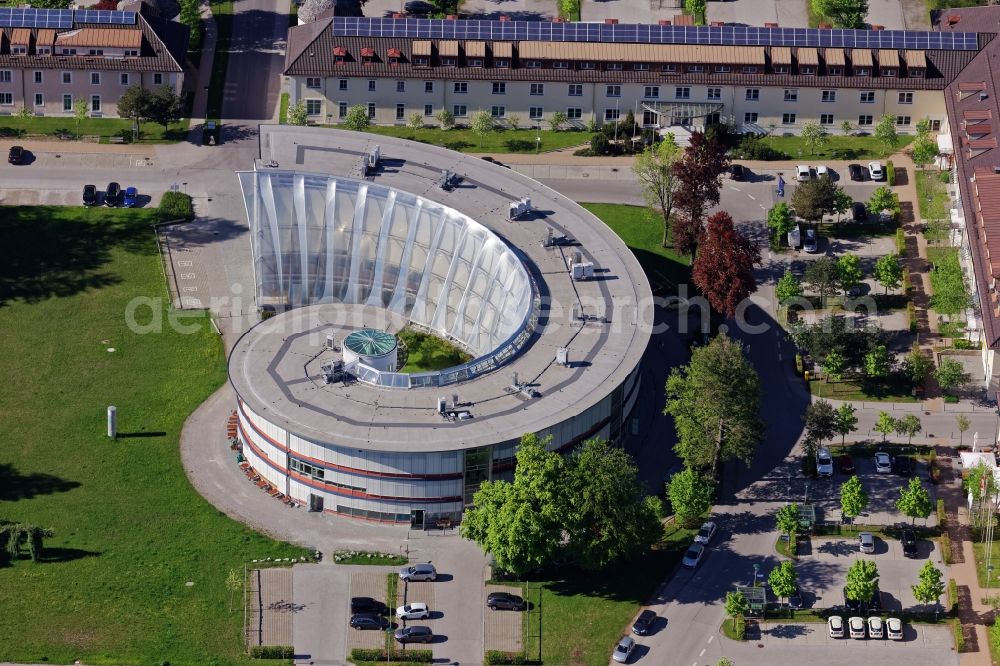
[178,260,193,267]
[179,273,196,279]
[707,635,713,644]
[699,648,706,656]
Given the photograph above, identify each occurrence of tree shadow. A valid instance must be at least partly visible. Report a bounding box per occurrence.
[766,623,812,638]
[0,208,158,307]
[0,463,80,501]
[38,547,101,563]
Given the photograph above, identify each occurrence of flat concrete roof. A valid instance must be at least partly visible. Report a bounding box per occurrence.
[229,126,651,453]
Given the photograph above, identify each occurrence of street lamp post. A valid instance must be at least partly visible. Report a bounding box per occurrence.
[536,135,540,155]
[753,563,760,587]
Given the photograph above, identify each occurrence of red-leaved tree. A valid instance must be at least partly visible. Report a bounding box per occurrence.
[692,211,761,318]
[671,131,730,258]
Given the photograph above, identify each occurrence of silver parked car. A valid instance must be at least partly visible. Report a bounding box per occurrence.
[399,563,437,582]
[828,615,844,638]
[858,531,875,554]
[612,635,635,663]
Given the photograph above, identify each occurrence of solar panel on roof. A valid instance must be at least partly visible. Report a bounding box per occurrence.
[74,10,137,25]
[330,16,981,51]
[0,8,73,28]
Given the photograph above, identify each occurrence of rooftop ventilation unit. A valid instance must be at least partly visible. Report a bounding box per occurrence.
[509,197,532,220]
[321,360,346,384]
[556,347,569,366]
[981,92,989,102]
[437,396,447,413]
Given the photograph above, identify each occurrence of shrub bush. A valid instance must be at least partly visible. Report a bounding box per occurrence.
[938,499,947,527]
[159,191,195,222]
[903,267,912,294]
[249,646,294,659]
[942,534,952,565]
[907,301,917,334]
[795,353,804,375]
[948,578,958,614]
[953,617,966,652]
[349,648,433,663]
[896,228,906,256]
[484,651,528,665]
[887,160,896,186]
[939,170,951,184]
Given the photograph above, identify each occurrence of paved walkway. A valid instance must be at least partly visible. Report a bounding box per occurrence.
[188,1,219,128]
[247,567,294,647]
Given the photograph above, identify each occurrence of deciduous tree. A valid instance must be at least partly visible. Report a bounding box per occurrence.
[896,476,932,523]
[804,400,837,444]
[869,186,901,219]
[435,108,455,130]
[800,121,830,156]
[822,351,846,382]
[548,110,568,131]
[116,84,150,125]
[912,561,946,617]
[791,176,840,223]
[957,414,971,446]
[834,403,858,444]
[692,211,761,318]
[874,411,895,442]
[287,100,308,126]
[864,344,892,379]
[837,254,864,295]
[767,202,797,240]
[343,104,370,131]
[769,561,798,606]
[672,131,730,257]
[147,85,184,135]
[964,462,998,502]
[813,0,869,28]
[298,0,334,23]
[632,135,681,247]
[664,335,764,479]
[873,254,903,294]
[936,358,971,393]
[902,349,932,384]
[470,109,495,147]
[804,256,840,306]
[911,134,938,168]
[775,502,800,540]
[407,111,424,131]
[776,269,803,305]
[667,467,714,527]
[791,314,881,373]
[875,114,900,154]
[725,590,749,631]
[841,475,868,522]
[845,559,879,605]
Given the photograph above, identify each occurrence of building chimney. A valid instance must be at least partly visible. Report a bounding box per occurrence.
[499,15,509,22]
[981,92,989,102]
[446,14,458,20]
[948,15,961,25]
[764,22,778,28]
[604,18,618,25]
[658,19,671,26]
[871,24,884,30]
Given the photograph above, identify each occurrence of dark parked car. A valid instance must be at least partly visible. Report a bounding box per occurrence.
[105,182,122,207]
[8,145,24,164]
[487,591,526,611]
[83,184,98,207]
[838,454,855,474]
[848,163,864,181]
[394,625,433,644]
[123,186,138,208]
[852,202,868,223]
[351,597,388,615]
[844,586,880,613]
[901,529,918,558]
[632,609,656,635]
[350,613,389,630]
[730,164,748,181]
[892,455,915,477]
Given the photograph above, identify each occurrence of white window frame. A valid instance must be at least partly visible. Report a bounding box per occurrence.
[306,99,322,115]
[567,107,582,120]
[568,84,582,96]
[820,113,834,125]
[644,86,660,99]
[898,92,913,104]
[675,87,691,100]
[453,81,468,94]
[492,81,506,95]
[821,90,836,103]
[453,104,467,117]
[530,83,544,96]
[707,87,721,100]
[860,91,875,104]
[782,112,796,125]
[744,112,758,123]
[858,114,873,126]
[33,92,43,107]
[745,88,759,101]
[606,85,621,98]
[783,89,798,102]
[491,105,506,118]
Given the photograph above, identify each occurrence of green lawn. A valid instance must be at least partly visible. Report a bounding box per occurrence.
[279,92,290,125]
[580,203,691,296]
[0,205,308,664]
[915,170,951,222]
[397,328,471,373]
[808,373,919,402]
[523,522,696,665]
[0,116,187,143]
[758,134,915,161]
[973,541,1000,588]
[207,0,234,120]
[348,124,591,154]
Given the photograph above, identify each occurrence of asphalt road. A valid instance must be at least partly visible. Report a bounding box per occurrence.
[223,0,288,121]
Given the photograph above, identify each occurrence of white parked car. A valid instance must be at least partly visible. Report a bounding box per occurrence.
[858,531,875,554]
[874,452,892,474]
[816,447,833,477]
[612,635,635,663]
[395,602,431,620]
[815,165,830,178]
[868,161,885,180]
[694,521,717,545]
[849,616,867,639]
[681,542,705,568]
[828,615,845,638]
[886,617,903,640]
[868,616,884,639]
[796,164,812,181]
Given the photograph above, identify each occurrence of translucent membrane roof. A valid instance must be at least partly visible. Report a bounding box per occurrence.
[238,170,534,360]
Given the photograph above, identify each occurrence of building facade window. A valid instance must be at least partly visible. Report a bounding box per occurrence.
[898,92,913,104]
[368,79,376,91]
[441,57,456,66]
[153,73,163,85]
[580,62,595,70]
[742,66,758,73]
[931,119,941,131]
[453,104,467,117]
[858,114,873,126]
[607,62,623,70]
[530,83,544,95]
[707,87,721,100]
[529,106,543,120]
[855,67,870,76]
[714,65,731,73]
[800,65,815,74]
[0,92,12,105]
[468,58,483,67]
[90,95,101,112]
[606,85,621,97]
[90,72,100,85]
[33,93,42,107]
[782,112,796,124]
[492,81,506,94]
[821,90,836,102]
[33,71,42,84]
[120,73,129,85]
[552,61,569,69]
[491,105,505,118]
[525,60,541,68]
[880,68,897,77]
[567,107,582,120]
[745,88,759,101]
[454,82,468,93]
[634,63,649,70]
[860,91,875,103]
[644,86,660,99]
[675,87,690,99]
[396,103,405,120]
[604,108,620,122]
[424,81,433,92]
[62,72,72,84]
[744,112,758,123]
[909,68,924,78]
[568,84,582,96]
[494,58,509,68]
[307,99,322,115]
[896,115,911,126]
[828,66,843,75]
[396,80,405,93]
[306,77,320,89]
[424,104,433,116]
[687,64,704,72]
[63,94,72,111]
[820,113,834,125]
[339,79,348,90]
[774,65,789,73]
[784,89,798,102]
[339,101,348,118]
[367,102,375,118]
[664,64,677,73]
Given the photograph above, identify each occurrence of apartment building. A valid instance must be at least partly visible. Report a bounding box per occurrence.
[284,17,977,133]
[0,7,188,119]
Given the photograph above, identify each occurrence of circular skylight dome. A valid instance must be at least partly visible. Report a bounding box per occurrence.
[343,328,397,357]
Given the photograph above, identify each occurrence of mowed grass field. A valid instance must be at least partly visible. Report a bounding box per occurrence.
[0,206,308,665]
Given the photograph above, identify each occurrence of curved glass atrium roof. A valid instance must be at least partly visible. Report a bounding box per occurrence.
[238,170,535,362]
[344,328,397,357]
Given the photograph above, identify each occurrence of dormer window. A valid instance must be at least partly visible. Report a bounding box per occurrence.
[827,66,842,75]
[38,47,50,55]
[494,58,509,68]
[663,64,677,73]
[634,63,649,71]
[12,46,26,55]
[441,56,456,66]
[687,64,704,72]
[333,46,347,65]
[580,62,595,70]
[552,61,569,69]
[881,68,897,77]
[909,68,924,78]
[124,49,137,57]
[414,56,428,66]
[800,65,815,74]
[61,48,77,55]
[607,62,623,70]
[742,66,758,73]
[387,47,401,66]
[855,67,870,76]
[468,58,483,67]
[773,65,789,73]
[88,49,104,56]
[714,65,731,73]
[525,60,541,68]
[360,47,375,64]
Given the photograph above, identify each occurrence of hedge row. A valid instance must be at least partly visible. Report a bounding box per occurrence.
[485,651,528,665]
[348,648,433,663]
[249,645,294,659]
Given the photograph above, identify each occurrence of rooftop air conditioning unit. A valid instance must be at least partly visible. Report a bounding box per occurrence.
[556,347,569,366]
[437,397,447,413]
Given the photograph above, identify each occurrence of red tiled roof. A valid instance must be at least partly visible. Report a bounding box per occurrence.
[965,137,997,149]
[333,46,346,56]
[960,81,988,92]
[360,47,375,57]
[964,109,992,121]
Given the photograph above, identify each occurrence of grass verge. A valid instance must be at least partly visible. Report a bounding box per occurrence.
[0,205,309,664]
[0,117,187,143]
[521,521,695,665]
[348,124,591,154]
[775,534,797,559]
[807,373,919,402]
[279,92,289,125]
[207,0,234,120]
[720,616,745,640]
[973,541,1000,588]
[758,134,914,161]
[580,203,691,297]
[915,169,951,222]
